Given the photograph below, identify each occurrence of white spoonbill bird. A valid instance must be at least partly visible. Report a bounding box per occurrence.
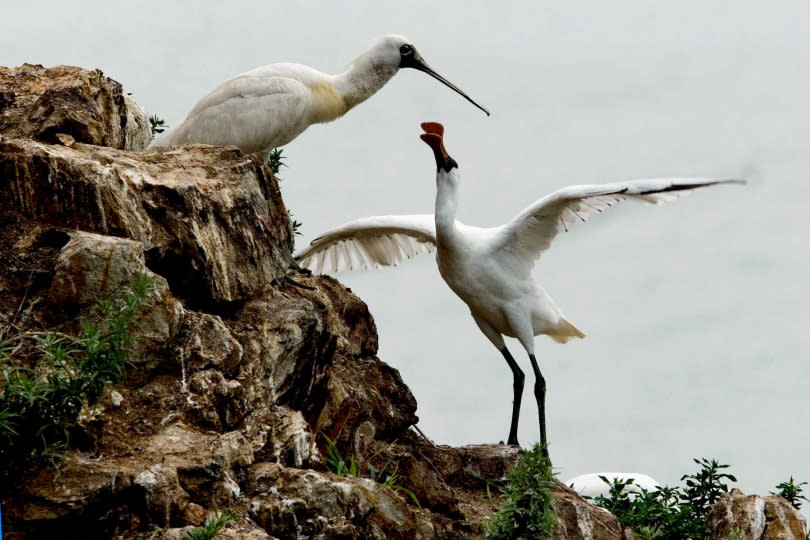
[295,122,743,457]
[148,35,489,159]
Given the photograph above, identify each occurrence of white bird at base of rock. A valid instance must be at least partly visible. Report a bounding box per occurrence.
[295,122,744,460]
[148,35,489,159]
[566,472,661,498]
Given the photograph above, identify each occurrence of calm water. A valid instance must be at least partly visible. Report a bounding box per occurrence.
[3,0,809,508]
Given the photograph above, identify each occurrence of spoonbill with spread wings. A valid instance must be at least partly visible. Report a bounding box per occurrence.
[295,122,742,458]
[149,35,489,159]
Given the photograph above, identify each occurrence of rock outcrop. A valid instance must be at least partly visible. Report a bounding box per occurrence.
[0,63,505,540]
[0,137,291,304]
[1,64,794,540]
[707,488,807,539]
[0,64,147,151]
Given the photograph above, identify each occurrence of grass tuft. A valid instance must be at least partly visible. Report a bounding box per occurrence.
[185,511,234,540]
[321,433,421,507]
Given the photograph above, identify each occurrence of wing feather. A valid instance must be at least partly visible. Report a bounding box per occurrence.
[496,178,744,264]
[295,215,437,274]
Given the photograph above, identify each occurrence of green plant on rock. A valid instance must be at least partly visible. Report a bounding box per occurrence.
[266,148,286,176]
[288,211,303,236]
[0,274,153,482]
[771,476,809,510]
[263,149,303,236]
[681,458,736,518]
[593,478,703,540]
[149,114,167,136]
[185,511,234,540]
[323,433,359,477]
[321,433,421,507]
[484,443,556,540]
[591,458,737,540]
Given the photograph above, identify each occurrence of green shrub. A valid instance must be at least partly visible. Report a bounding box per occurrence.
[0,275,152,482]
[771,476,809,510]
[591,458,736,540]
[484,443,556,540]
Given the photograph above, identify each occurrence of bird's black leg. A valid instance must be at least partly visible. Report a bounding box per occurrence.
[528,354,549,459]
[500,347,525,446]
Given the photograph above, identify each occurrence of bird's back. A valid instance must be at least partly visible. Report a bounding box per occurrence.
[148,63,330,157]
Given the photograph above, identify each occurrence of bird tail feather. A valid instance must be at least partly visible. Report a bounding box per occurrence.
[548,318,586,344]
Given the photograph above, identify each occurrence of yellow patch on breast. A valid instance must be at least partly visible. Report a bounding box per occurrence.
[309,82,349,124]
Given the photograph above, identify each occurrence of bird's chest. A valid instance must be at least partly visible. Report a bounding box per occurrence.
[309,82,349,124]
[437,250,492,307]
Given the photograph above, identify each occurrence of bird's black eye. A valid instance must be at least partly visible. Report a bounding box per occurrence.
[399,44,413,55]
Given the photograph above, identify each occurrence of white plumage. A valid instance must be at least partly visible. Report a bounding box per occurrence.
[300,215,436,274]
[566,472,661,498]
[148,35,489,159]
[296,122,743,456]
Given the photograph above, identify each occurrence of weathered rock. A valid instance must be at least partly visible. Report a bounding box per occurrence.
[0,64,148,150]
[246,463,425,539]
[147,525,274,540]
[365,439,460,515]
[188,369,250,429]
[0,212,70,333]
[181,501,206,526]
[235,284,334,410]
[134,464,190,528]
[551,480,623,539]
[254,405,317,468]
[707,488,807,539]
[124,92,151,151]
[0,138,292,303]
[49,231,148,305]
[233,274,417,449]
[176,312,243,373]
[48,230,184,374]
[414,442,522,490]
[316,353,419,445]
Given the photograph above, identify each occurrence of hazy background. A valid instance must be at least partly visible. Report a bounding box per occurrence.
[3,1,808,503]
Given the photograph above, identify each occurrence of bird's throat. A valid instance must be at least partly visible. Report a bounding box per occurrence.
[333,59,399,110]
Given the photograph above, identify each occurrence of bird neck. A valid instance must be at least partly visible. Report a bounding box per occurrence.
[333,55,400,110]
[435,169,460,242]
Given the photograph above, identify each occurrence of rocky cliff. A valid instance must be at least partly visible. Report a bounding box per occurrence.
[0,64,804,540]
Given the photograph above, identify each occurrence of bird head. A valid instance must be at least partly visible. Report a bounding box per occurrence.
[364,35,490,116]
[420,122,458,172]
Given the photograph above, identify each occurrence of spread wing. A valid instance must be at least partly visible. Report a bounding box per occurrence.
[495,178,744,264]
[295,215,437,274]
